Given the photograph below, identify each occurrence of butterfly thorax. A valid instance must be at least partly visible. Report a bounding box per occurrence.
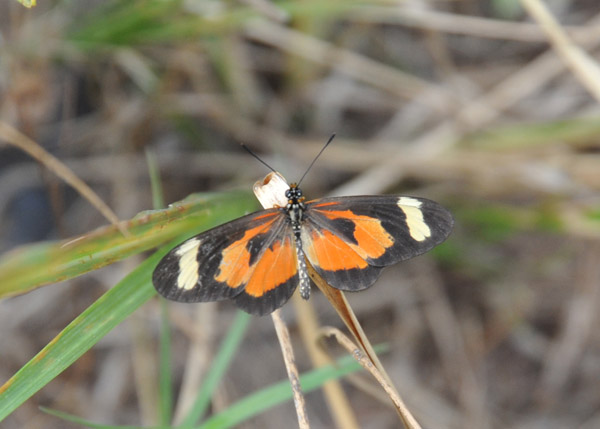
[284,183,306,240]
[284,183,310,300]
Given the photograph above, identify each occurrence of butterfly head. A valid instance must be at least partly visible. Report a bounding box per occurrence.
[285,183,305,204]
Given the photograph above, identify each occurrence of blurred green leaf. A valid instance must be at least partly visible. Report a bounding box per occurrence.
[490,0,523,19]
[0,191,257,299]
[67,0,369,51]
[533,206,563,233]
[587,208,600,222]
[0,190,258,422]
[460,205,522,242]
[16,0,36,8]
[199,348,381,429]
[145,149,173,425]
[40,407,128,429]
[0,244,163,422]
[68,0,254,49]
[158,299,173,426]
[430,240,462,267]
[180,311,251,427]
[463,116,600,150]
[40,347,378,429]
[456,203,566,243]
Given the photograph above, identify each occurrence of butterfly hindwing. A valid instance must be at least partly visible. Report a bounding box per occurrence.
[300,219,383,291]
[232,232,299,315]
[152,209,299,315]
[302,195,454,291]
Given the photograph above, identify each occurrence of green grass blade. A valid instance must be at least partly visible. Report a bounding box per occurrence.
[0,245,167,421]
[40,347,380,429]
[158,299,173,425]
[179,311,251,427]
[145,149,165,210]
[462,116,600,149]
[67,0,371,51]
[146,148,172,425]
[40,406,147,429]
[0,191,257,299]
[0,190,257,422]
[198,350,378,429]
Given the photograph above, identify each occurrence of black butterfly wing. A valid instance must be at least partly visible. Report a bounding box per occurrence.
[152,208,299,316]
[301,195,454,291]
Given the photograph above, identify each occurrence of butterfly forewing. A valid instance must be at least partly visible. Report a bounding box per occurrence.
[301,195,454,291]
[152,208,300,315]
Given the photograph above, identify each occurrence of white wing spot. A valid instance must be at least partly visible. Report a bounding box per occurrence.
[397,197,431,242]
[175,238,202,290]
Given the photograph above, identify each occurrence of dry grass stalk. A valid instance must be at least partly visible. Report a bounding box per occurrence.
[292,293,360,429]
[521,0,600,101]
[271,309,310,429]
[0,121,129,236]
[306,257,421,429]
[319,326,421,429]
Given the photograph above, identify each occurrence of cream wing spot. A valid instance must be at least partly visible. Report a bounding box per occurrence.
[175,238,202,290]
[397,197,431,242]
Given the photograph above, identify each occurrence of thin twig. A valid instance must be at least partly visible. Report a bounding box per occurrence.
[539,242,600,397]
[305,258,421,429]
[352,6,600,43]
[319,327,421,429]
[244,19,454,111]
[292,294,360,429]
[271,309,310,429]
[253,173,309,427]
[333,12,600,197]
[0,121,129,236]
[521,0,600,102]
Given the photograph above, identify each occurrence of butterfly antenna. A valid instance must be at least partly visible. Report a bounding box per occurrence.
[241,143,276,172]
[297,133,335,186]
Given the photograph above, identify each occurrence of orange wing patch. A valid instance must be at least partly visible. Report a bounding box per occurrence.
[303,229,368,271]
[215,216,277,288]
[318,209,394,260]
[244,236,297,297]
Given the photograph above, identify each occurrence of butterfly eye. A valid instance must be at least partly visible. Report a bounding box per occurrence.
[285,189,291,198]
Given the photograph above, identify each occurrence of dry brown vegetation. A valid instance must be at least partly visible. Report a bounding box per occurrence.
[1,0,600,428]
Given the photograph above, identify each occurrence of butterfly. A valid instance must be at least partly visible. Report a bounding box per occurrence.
[152,142,454,316]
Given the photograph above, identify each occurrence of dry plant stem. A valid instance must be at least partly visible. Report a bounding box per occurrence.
[539,242,600,398]
[244,19,453,111]
[240,0,289,23]
[271,309,310,429]
[308,265,380,372]
[354,6,600,43]
[413,259,489,427]
[521,0,600,102]
[222,35,264,117]
[319,327,421,429]
[254,173,308,427]
[0,121,129,236]
[305,260,421,429]
[292,293,360,429]
[335,12,600,197]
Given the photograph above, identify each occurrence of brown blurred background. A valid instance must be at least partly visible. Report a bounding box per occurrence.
[1,0,600,428]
